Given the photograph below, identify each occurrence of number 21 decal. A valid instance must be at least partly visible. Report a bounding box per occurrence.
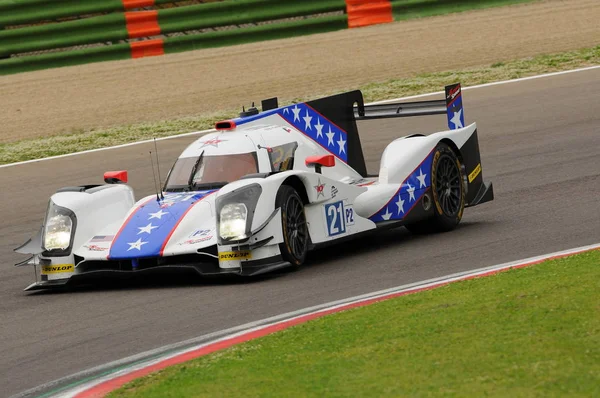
[325,201,354,236]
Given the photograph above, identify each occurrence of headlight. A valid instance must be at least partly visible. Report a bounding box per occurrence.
[216,184,262,243]
[219,203,248,240]
[43,201,76,255]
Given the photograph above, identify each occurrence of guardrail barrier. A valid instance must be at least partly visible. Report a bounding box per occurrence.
[0,0,445,75]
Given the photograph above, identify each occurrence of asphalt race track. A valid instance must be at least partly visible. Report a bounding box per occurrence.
[1,69,599,396]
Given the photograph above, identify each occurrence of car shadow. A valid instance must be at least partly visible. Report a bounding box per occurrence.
[306,221,485,266]
[28,221,487,295]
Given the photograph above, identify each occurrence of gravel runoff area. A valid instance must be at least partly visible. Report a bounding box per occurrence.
[0,0,598,144]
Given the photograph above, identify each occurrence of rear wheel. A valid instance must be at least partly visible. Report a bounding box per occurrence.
[406,143,465,234]
[276,185,309,268]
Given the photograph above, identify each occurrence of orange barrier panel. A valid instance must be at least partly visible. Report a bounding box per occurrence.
[122,0,156,9]
[125,11,161,38]
[346,0,393,28]
[130,38,164,58]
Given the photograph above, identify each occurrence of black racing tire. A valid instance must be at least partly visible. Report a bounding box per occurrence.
[276,185,309,269]
[406,143,465,234]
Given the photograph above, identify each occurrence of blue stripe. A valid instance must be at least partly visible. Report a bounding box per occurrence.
[370,152,434,222]
[109,191,216,259]
[447,92,465,130]
[234,103,348,163]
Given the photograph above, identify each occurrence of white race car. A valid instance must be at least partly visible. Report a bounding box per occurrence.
[16,84,493,291]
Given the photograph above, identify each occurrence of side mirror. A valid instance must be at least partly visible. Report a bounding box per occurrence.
[305,155,335,174]
[104,170,128,184]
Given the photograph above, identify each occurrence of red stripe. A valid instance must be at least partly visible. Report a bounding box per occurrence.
[130,39,164,59]
[108,197,155,260]
[76,246,600,398]
[158,191,217,256]
[125,11,161,39]
[122,0,155,10]
[346,0,393,29]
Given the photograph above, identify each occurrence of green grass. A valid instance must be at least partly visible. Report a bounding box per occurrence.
[1,45,599,165]
[391,0,538,21]
[110,250,600,397]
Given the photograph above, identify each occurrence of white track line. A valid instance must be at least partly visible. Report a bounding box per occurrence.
[14,242,599,398]
[1,65,598,170]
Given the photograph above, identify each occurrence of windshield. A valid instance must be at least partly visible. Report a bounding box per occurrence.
[164,152,258,191]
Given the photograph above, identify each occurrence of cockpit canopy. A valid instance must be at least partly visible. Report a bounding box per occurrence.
[164,152,258,192]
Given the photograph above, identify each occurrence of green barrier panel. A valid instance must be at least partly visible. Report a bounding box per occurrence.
[0,14,348,75]
[0,0,123,27]
[158,0,345,33]
[0,43,131,75]
[0,0,193,27]
[0,0,345,57]
[390,0,532,20]
[164,14,348,54]
[0,13,128,57]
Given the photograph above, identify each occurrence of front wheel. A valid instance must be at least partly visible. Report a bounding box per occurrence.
[406,143,465,234]
[276,185,309,269]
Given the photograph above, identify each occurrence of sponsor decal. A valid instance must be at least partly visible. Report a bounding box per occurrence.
[468,163,482,183]
[331,185,338,198]
[219,251,252,261]
[91,235,114,242]
[179,229,213,245]
[314,178,326,199]
[84,244,109,252]
[180,236,212,246]
[190,229,211,238]
[348,178,376,187]
[41,264,74,274]
[159,201,177,209]
[446,84,461,102]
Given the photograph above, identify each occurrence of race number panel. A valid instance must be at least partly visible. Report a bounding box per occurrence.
[325,201,346,236]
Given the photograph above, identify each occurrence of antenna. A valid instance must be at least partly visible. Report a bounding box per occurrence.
[149,151,160,201]
[153,138,164,199]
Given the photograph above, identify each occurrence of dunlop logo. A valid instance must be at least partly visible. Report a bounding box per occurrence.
[218,251,252,261]
[41,264,74,274]
[468,163,482,183]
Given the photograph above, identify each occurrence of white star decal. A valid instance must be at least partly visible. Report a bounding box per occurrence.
[325,126,335,147]
[303,110,313,130]
[416,169,427,188]
[406,183,416,202]
[127,238,148,251]
[450,109,463,129]
[283,107,290,114]
[395,195,405,215]
[292,105,301,122]
[337,133,346,154]
[148,209,168,220]
[315,118,324,138]
[381,207,392,221]
[138,222,158,235]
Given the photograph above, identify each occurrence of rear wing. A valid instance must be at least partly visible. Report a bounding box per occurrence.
[354,83,466,130]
